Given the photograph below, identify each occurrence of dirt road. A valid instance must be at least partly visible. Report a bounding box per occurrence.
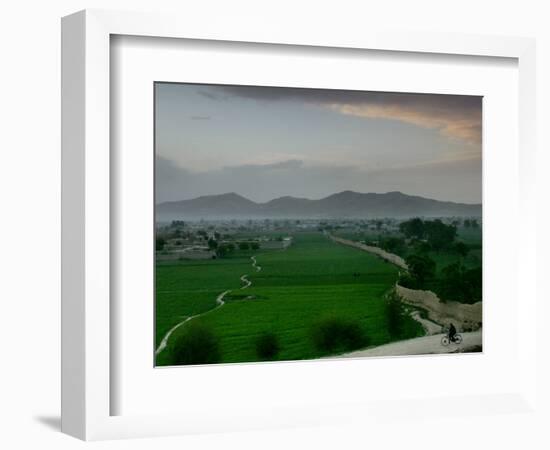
[336,330,482,358]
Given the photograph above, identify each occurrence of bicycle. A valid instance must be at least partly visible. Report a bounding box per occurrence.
[441,332,463,346]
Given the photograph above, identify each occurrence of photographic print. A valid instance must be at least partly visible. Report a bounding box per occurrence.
[154,83,482,367]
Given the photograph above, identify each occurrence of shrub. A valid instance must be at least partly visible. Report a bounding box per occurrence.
[311,316,368,353]
[255,332,280,360]
[386,292,405,338]
[238,242,250,250]
[398,271,417,288]
[169,322,221,365]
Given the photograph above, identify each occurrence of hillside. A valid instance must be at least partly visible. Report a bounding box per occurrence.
[156,191,481,220]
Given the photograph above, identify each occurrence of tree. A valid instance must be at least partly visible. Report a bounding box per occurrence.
[441,262,464,300]
[214,232,221,240]
[463,266,482,301]
[238,242,250,251]
[155,237,166,251]
[464,219,471,228]
[207,238,218,251]
[399,217,425,239]
[424,219,457,250]
[405,254,436,288]
[379,236,406,254]
[454,241,470,258]
[250,242,260,250]
[171,220,185,227]
[471,219,479,228]
[216,243,235,258]
[413,240,431,254]
[440,263,482,303]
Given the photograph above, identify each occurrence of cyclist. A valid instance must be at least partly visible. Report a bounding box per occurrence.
[448,322,457,343]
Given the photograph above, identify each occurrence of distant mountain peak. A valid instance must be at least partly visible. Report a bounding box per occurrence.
[156,191,481,220]
[197,192,245,199]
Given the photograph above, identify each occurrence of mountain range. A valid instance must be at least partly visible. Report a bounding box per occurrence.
[156,191,481,221]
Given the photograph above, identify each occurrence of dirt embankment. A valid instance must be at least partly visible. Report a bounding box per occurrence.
[396,284,482,331]
[328,233,481,331]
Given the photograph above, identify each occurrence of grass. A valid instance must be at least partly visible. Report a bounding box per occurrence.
[155,231,423,365]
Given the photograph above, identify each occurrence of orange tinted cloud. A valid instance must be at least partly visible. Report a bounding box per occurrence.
[203,85,482,145]
[330,102,481,145]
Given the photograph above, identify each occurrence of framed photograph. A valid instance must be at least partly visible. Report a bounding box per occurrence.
[153,82,483,368]
[62,9,537,440]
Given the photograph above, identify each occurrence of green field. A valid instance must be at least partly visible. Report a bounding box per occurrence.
[155,232,423,366]
[333,227,482,302]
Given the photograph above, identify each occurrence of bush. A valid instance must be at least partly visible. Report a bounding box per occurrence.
[386,292,405,338]
[311,316,368,353]
[398,271,417,288]
[169,322,221,365]
[238,242,250,251]
[255,332,280,360]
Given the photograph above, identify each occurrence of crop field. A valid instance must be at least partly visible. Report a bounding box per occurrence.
[333,227,482,301]
[155,232,423,366]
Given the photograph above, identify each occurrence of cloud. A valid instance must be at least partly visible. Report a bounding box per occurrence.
[225,159,304,171]
[199,85,482,144]
[330,102,481,144]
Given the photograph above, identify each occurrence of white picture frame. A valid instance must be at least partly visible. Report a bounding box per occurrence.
[61,9,537,441]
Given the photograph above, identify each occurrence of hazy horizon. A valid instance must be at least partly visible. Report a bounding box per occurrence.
[155,83,482,205]
[156,189,481,206]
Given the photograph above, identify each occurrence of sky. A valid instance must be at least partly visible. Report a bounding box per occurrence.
[155,83,482,204]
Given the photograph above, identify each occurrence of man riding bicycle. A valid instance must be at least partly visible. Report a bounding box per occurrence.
[448,323,457,342]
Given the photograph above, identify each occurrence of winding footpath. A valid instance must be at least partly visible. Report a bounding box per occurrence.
[251,256,262,272]
[240,274,252,289]
[155,256,261,356]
